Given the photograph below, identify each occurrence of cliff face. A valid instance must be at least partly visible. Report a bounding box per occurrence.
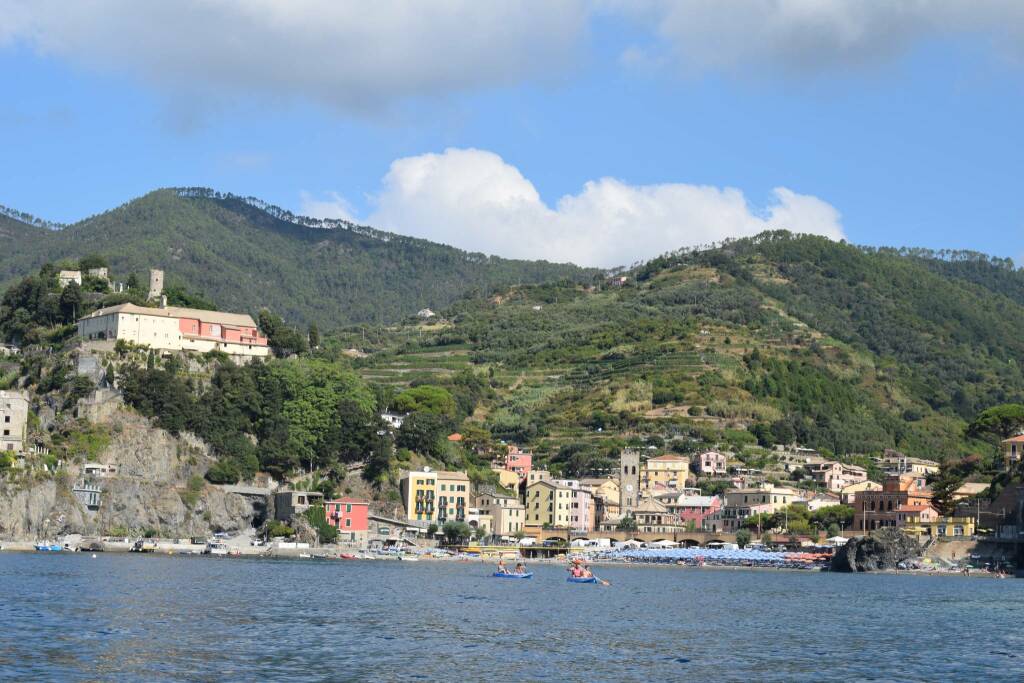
[831,528,921,572]
[0,409,258,540]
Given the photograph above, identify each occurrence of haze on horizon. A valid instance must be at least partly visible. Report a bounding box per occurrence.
[1,1,1023,268]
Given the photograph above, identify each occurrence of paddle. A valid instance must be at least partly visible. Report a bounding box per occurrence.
[593,575,611,587]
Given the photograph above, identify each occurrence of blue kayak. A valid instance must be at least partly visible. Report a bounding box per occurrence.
[566,576,598,584]
[492,572,533,579]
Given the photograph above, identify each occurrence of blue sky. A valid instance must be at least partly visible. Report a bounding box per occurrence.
[1,2,1022,267]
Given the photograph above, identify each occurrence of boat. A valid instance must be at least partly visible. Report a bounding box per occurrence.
[566,576,599,584]
[203,542,229,556]
[34,543,63,552]
[492,572,533,579]
[398,554,420,562]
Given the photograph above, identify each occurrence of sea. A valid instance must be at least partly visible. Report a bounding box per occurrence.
[0,553,1021,682]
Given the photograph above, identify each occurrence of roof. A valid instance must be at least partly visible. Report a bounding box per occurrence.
[897,504,937,513]
[634,496,669,514]
[1002,435,1024,444]
[79,303,257,328]
[954,482,989,495]
[325,497,369,505]
[647,454,688,462]
[59,269,81,276]
[580,477,617,486]
[671,495,719,507]
[436,470,469,480]
[447,433,463,442]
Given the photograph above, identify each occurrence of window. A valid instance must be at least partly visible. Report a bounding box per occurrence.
[3,416,8,423]
[345,504,352,513]
[345,519,351,528]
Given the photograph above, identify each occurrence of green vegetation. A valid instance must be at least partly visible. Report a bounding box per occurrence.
[304,504,338,544]
[0,189,596,328]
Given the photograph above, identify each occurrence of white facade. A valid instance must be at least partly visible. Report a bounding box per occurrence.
[58,270,82,287]
[0,390,29,454]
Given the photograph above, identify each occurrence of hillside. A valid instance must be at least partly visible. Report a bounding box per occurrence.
[341,232,1024,470]
[0,189,596,327]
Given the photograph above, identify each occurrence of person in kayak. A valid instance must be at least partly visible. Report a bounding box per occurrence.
[514,562,527,575]
[568,561,584,578]
[497,559,509,574]
[581,565,594,578]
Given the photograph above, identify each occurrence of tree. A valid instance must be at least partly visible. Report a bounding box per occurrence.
[826,523,841,537]
[426,523,439,537]
[395,385,457,417]
[760,531,773,546]
[308,323,320,350]
[78,254,108,271]
[442,521,471,544]
[735,528,752,548]
[59,281,82,323]
[616,515,638,532]
[126,272,140,291]
[967,404,1024,442]
[305,504,338,544]
[396,411,453,459]
[258,309,308,357]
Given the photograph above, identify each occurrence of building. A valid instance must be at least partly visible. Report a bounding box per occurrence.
[839,480,882,506]
[416,308,435,319]
[795,492,841,512]
[526,479,576,529]
[715,484,801,532]
[58,270,82,287]
[878,451,940,477]
[500,445,533,478]
[490,467,521,490]
[1001,435,1024,470]
[694,450,728,476]
[632,495,683,534]
[0,390,29,454]
[658,492,721,530]
[380,412,407,429]
[475,491,526,537]
[581,477,621,522]
[640,454,691,492]
[808,462,868,492]
[77,303,270,360]
[553,479,594,532]
[853,474,932,533]
[148,268,164,300]
[400,469,438,523]
[86,267,109,280]
[525,469,551,487]
[324,498,369,543]
[435,471,470,524]
[619,449,641,514]
[952,482,989,501]
[274,490,325,521]
[465,508,493,535]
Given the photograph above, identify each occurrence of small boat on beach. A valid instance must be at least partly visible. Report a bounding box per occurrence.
[203,542,229,556]
[566,576,599,584]
[397,554,420,562]
[34,543,63,552]
[492,572,533,579]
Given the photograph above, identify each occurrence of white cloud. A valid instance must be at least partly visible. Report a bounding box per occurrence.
[299,191,356,222]
[0,1,588,112]
[613,0,1024,75]
[303,148,844,267]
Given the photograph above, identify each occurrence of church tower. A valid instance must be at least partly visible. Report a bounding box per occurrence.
[619,448,640,514]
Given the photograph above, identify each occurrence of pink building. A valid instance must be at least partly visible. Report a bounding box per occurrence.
[325,498,369,542]
[554,479,594,532]
[499,445,533,479]
[695,451,728,476]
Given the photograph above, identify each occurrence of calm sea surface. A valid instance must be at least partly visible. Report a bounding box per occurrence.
[0,553,1021,682]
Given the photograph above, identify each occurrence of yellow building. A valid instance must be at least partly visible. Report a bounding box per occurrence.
[581,477,621,521]
[400,469,438,523]
[435,471,471,524]
[490,467,520,490]
[839,480,883,506]
[640,454,691,492]
[526,479,574,528]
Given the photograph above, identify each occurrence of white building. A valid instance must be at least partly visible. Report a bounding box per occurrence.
[0,390,29,454]
[77,303,270,360]
[58,270,82,288]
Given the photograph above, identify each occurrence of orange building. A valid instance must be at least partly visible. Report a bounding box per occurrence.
[853,474,932,533]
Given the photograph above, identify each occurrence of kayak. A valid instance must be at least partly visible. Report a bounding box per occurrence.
[492,572,533,579]
[566,576,598,584]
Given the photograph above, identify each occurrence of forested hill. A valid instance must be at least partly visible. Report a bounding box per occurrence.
[345,231,1024,467]
[0,189,596,327]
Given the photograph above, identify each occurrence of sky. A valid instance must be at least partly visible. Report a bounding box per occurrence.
[1,1,1023,267]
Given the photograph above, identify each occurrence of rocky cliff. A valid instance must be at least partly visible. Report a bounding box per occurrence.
[831,528,921,572]
[0,409,260,540]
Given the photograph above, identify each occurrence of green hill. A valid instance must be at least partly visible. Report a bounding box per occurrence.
[0,189,597,327]
[344,231,1024,466]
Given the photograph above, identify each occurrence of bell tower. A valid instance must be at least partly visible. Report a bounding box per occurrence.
[619,448,640,514]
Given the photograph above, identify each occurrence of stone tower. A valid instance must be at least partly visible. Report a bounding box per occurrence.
[619,448,640,514]
[148,268,164,301]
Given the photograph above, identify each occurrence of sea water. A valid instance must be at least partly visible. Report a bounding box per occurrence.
[0,554,1021,681]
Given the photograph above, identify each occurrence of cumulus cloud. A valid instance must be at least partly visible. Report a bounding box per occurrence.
[299,191,356,222]
[303,148,844,267]
[0,0,587,112]
[614,0,1024,74]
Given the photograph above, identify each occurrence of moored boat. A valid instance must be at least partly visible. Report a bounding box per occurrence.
[34,543,63,552]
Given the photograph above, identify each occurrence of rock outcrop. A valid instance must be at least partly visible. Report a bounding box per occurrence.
[0,408,261,540]
[831,528,921,572]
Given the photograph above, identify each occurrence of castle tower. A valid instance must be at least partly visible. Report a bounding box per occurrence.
[619,448,640,514]
[148,268,164,301]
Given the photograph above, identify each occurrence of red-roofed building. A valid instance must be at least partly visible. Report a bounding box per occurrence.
[324,498,369,544]
[497,445,533,479]
[853,474,932,533]
[447,433,463,442]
